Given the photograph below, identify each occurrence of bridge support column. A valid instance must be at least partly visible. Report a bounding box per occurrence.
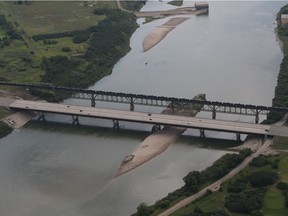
[200,129,205,138]
[236,133,241,142]
[130,99,134,111]
[170,102,174,114]
[212,106,216,119]
[151,124,161,133]
[72,116,79,125]
[113,120,119,130]
[91,94,96,107]
[255,110,259,124]
[38,113,45,121]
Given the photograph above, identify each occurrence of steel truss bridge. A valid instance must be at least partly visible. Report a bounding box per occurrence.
[1,81,288,123]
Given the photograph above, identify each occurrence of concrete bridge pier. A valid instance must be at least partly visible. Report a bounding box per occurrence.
[212,106,216,119]
[91,94,96,107]
[113,119,119,130]
[37,112,45,121]
[151,124,161,133]
[130,98,134,111]
[72,116,79,125]
[236,133,241,142]
[255,110,259,124]
[200,129,205,138]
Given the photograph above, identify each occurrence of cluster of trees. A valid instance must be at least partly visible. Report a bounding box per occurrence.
[37,7,139,100]
[31,26,98,43]
[133,150,252,215]
[122,0,147,11]
[43,38,57,45]
[183,149,252,193]
[224,169,278,214]
[277,5,288,36]
[250,154,279,169]
[0,15,21,48]
[266,54,288,123]
[266,4,288,123]
[225,188,266,214]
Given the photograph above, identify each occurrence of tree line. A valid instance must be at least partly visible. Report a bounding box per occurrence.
[132,149,253,216]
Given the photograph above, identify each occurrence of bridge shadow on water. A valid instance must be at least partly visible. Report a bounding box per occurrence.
[24,120,243,150]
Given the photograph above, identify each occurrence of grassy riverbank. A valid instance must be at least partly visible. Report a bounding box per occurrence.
[169,151,288,216]
[0,1,145,99]
[0,1,145,138]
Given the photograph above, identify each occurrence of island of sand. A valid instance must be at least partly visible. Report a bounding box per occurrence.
[143,17,189,52]
[142,9,208,52]
[115,94,206,177]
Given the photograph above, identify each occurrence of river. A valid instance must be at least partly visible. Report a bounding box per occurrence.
[0,1,285,216]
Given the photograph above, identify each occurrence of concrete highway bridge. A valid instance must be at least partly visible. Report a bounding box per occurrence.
[1,81,288,124]
[5,99,288,140]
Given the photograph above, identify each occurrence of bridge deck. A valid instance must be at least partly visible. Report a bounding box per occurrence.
[8,100,288,137]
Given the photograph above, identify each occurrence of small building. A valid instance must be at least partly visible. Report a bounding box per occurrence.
[281,14,288,26]
[195,2,209,10]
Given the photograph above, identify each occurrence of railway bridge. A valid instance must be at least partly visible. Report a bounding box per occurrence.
[1,81,288,124]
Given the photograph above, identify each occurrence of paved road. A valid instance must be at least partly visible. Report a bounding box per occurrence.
[7,99,288,137]
[158,137,274,216]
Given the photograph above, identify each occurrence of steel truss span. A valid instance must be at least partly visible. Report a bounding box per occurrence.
[1,81,287,123]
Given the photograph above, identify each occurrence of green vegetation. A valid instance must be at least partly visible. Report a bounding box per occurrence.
[132,149,252,216]
[168,152,288,216]
[0,121,12,138]
[0,1,144,101]
[266,4,288,123]
[167,0,184,7]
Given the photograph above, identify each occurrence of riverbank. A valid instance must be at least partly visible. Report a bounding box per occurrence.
[266,4,288,123]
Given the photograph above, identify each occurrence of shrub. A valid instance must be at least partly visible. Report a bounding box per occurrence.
[61,47,71,52]
[248,171,278,187]
[276,182,288,190]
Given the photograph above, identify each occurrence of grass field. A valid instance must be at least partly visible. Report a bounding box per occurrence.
[0,1,108,35]
[263,188,287,216]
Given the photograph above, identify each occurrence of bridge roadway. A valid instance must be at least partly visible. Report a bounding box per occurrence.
[8,99,288,138]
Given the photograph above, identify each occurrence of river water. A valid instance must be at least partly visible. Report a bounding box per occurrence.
[0,1,285,216]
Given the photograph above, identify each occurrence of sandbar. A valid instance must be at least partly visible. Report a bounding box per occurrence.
[143,17,189,52]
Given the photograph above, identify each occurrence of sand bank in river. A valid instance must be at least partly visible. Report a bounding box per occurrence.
[115,126,185,177]
[143,17,189,52]
[115,94,205,177]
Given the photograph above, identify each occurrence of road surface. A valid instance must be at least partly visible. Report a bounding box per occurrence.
[7,99,288,137]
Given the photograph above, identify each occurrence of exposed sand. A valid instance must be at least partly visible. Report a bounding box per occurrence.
[115,126,185,177]
[115,94,205,177]
[2,111,36,129]
[143,17,189,52]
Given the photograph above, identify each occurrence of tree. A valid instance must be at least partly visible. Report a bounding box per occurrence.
[136,203,150,216]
